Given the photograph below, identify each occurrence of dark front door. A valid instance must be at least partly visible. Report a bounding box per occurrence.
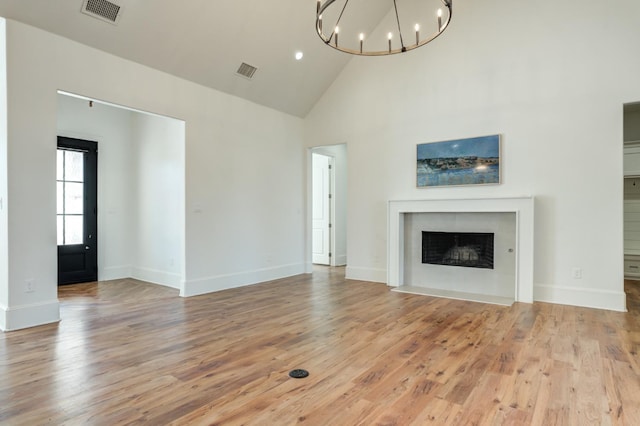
[57,137,98,285]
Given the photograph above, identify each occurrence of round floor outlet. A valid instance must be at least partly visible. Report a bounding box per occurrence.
[289,369,309,379]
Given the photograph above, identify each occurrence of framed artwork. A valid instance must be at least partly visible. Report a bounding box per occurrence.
[417,134,501,188]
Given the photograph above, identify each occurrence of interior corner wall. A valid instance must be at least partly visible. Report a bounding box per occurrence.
[130,112,184,288]
[304,0,640,311]
[57,94,135,281]
[3,18,305,329]
[57,95,185,289]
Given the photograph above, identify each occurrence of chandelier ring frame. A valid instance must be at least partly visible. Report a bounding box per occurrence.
[316,0,452,56]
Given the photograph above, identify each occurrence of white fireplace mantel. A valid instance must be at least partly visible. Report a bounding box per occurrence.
[388,197,534,303]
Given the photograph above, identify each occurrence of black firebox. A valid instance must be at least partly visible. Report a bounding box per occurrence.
[422,231,494,269]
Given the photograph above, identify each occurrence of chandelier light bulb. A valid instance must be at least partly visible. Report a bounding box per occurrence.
[437,8,443,30]
[359,33,364,41]
[415,24,420,45]
[414,24,420,31]
[334,26,339,46]
[387,32,393,40]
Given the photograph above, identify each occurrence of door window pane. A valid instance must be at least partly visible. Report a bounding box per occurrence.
[57,216,64,245]
[64,182,84,215]
[57,148,86,246]
[65,150,84,182]
[57,182,64,215]
[57,150,64,181]
[65,215,83,245]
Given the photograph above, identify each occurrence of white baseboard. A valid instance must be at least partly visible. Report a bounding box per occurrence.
[1,300,60,331]
[393,286,514,306]
[182,263,306,297]
[100,265,132,281]
[534,284,627,312]
[131,266,181,289]
[345,266,387,283]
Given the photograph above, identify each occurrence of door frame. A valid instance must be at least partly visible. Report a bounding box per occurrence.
[311,152,333,265]
[57,136,98,284]
[307,145,346,271]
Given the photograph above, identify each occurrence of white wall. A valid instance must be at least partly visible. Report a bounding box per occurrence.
[305,0,640,311]
[0,18,7,330]
[1,18,305,330]
[130,112,184,287]
[312,144,347,265]
[57,94,135,280]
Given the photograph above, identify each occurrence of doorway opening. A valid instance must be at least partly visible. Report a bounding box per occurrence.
[623,102,640,302]
[310,145,347,267]
[312,152,332,265]
[57,91,185,292]
[57,137,98,284]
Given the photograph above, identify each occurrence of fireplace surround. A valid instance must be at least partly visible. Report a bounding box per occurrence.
[388,197,534,304]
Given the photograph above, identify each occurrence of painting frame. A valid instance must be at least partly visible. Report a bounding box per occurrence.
[416,134,501,188]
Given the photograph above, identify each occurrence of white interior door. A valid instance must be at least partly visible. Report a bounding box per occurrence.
[312,153,331,265]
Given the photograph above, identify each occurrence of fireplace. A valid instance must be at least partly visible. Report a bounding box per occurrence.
[387,197,535,304]
[422,231,494,269]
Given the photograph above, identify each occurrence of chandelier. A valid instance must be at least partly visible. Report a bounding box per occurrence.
[315,0,452,56]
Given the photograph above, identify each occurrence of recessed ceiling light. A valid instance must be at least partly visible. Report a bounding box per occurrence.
[295,51,303,60]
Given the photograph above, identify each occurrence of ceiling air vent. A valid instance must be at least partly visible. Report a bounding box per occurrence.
[81,0,123,25]
[236,62,258,80]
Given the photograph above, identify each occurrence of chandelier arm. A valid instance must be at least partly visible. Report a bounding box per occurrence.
[392,0,405,50]
[327,0,351,43]
[317,0,337,16]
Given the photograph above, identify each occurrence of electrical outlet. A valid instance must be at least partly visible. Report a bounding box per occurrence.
[25,279,35,293]
[572,268,582,279]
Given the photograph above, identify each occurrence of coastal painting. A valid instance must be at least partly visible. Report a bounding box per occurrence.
[417,135,501,188]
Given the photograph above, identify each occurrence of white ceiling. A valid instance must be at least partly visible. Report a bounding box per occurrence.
[0,0,395,117]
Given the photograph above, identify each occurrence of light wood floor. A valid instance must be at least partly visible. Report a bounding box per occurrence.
[1,269,639,425]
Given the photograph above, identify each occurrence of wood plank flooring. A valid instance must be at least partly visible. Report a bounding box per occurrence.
[1,269,639,425]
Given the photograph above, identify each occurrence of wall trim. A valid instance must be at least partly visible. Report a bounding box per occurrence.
[346,266,387,283]
[334,254,347,266]
[0,304,5,331]
[534,284,627,312]
[1,300,60,331]
[181,263,306,297]
[131,266,182,289]
[100,265,132,281]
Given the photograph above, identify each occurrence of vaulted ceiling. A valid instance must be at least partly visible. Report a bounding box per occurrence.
[0,0,394,117]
